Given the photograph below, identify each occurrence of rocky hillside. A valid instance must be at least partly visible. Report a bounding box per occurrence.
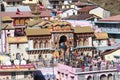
[80,0,120,15]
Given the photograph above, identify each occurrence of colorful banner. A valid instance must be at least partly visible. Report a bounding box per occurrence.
[0,64,35,71]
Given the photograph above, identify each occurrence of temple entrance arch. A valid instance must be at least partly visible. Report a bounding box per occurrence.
[59,35,67,50]
[59,35,67,44]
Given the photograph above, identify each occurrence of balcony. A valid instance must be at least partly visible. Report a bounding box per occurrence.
[26,47,53,51]
[57,63,117,75]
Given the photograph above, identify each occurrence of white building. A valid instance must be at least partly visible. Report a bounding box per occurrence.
[89,7,110,18]
[60,8,78,18]
[8,36,29,60]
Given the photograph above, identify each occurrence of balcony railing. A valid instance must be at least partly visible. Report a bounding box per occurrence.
[57,63,117,74]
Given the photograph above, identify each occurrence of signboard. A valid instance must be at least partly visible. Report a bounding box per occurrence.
[0,64,35,71]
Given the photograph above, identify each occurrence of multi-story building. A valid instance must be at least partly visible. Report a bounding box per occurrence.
[3,0,23,6]
[49,0,78,9]
[56,63,119,80]
[24,20,97,62]
[95,15,120,45]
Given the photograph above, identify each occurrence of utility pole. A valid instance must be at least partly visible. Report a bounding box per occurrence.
[0,0,3,54]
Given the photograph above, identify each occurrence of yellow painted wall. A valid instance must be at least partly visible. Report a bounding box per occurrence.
[105,49,120,61]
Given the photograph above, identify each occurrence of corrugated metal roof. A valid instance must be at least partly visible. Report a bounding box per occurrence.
[5,6,31,12]
[99,15,120,22]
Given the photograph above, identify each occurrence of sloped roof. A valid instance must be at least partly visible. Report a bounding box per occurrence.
[73,26,94,33]
[63,14,100,20]
[25,28,51,36]
[26,19,43,27]
[2,16,12,21]
[5,6,31,12]
[61,8,77,12]
[79,6,97,12]
[2,24,14,30]
[99,15,120,22]
[40,10,52,17]
[94,32,108,40]
[0,12,32,18]
[101,47,120,56]
[4,0,23,2]
[7,36,28,43]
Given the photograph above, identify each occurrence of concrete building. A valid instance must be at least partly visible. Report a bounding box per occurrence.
[95,15,120,45]
[8,36,29,60]
[56,63,119,80]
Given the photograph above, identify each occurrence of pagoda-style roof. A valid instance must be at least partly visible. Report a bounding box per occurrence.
[73,26,94,33]
[94,32,108,40]
[7,36,28,43]
[25,28,51,36]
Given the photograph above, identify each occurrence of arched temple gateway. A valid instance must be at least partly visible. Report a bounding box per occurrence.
[25,20,95,62]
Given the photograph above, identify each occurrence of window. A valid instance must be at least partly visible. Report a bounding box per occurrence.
[66,74,68,79]
[71,76,74,80]
[29,0,32,1]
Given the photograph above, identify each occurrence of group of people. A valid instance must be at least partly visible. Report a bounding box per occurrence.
[63,51,115,71]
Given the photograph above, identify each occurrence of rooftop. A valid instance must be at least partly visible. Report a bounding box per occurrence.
[63,14,100,20]
[5,6,31,12]
[99,15,120,22]
[73,26,94,33]
[25,28,51,36]
[7,36,28,43]
[78,6,97,12]
[94,32,108,40]
[0,12,32,18]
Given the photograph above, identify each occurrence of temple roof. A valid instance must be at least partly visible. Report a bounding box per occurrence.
[73,26,94,33]
[2,16,12,21]
[94,32,108,40]
[26,19,43,27]
[2,24,14,30]
[25,28,51,36]
[7,36,28,43]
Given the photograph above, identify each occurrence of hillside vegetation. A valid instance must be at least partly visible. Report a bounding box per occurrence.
[80,0,120,15]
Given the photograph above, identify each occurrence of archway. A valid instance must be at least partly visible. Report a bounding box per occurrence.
[59,35,67,44]
[59,35,67,51]
[108,74,113,80]
[87,76,93,80]
[100,74,106,80]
